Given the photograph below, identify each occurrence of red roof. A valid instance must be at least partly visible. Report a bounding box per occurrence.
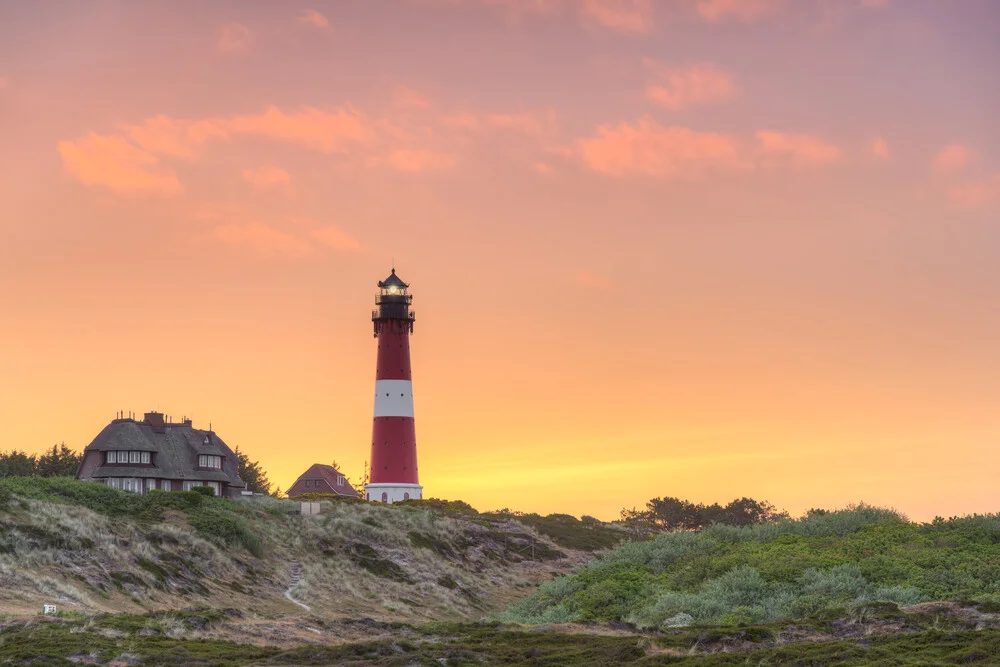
[287,463,360,498]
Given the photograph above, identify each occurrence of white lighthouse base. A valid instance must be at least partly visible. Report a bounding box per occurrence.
[365,483,423,504]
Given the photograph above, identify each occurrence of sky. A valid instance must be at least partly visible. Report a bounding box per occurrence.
[1,0,998,522]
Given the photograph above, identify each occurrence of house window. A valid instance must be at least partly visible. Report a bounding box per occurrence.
[305,480,311,488]
[183,480,220,495]
[105,451,151,464]
[198,455,222,469]
[337,475,345,486]
[106,477,143,493]
[381,492,388,502]
[404,493,410,500]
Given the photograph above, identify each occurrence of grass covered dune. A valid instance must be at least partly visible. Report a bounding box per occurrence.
[499,505,1000,627]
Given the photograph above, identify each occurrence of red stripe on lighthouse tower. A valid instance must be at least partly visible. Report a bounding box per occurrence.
[366,268,422,504]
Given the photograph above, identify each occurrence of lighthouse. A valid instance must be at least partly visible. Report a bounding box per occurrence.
[365,268,423,503]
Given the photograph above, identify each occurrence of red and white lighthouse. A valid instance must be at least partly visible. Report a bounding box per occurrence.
[365,268,422,503]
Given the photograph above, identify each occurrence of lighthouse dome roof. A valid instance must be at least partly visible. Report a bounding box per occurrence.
[378,268,408,289]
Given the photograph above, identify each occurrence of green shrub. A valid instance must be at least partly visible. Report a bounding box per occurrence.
[502,505,993,627]
[191,486,215,497]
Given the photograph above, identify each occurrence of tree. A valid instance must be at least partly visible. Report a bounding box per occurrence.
[357,460,369,500]
[234,446,272,495]
[620,495,788,531]
[0,450,38,477]
[36,443,81,477]
[720,497,789,526]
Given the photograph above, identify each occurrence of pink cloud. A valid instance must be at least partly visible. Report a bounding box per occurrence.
[533,161,554,174]
[578,117,745,177]
[217,23,252,54]
[120,115,227,158]
[693,0,782,22]
[119,106,372,158]
[948,174,1000,208]
[755,130,842,167]
[934,143,973,174]
[215,222,312,258]
[870,136,890,160]
[485,111,556,136]
[581,0,654,33]
[308,224,363,252]
[392,86,433,111]
[644,62,737,110]
[242,166,293,192]
[297,9,330,28]
[226,105,373,153]
[378,149,457,172]
[57,133,182,195]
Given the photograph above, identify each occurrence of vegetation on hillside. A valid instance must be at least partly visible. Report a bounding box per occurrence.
[500,504,1000,627]
[234,446,273,495]
[0,476,264,557]
[1,607,999,665]
[0,444,81,478]
[0,477,585,621]
[620,495,789,532]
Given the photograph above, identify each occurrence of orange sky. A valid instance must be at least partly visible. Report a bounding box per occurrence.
[1,0,998,521]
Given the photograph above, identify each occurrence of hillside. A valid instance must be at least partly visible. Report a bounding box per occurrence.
[500,505,1000,627]
[0,478,619,623]
[1,481,999,665]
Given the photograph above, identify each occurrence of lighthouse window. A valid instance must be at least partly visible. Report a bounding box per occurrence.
[404,493,410,500]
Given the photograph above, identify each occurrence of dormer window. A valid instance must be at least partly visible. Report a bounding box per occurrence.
[198,454,222,469]
[105,451,150,465]
[337,475,345,486]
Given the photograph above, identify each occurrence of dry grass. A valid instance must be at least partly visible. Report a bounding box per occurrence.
[0,487,590,625]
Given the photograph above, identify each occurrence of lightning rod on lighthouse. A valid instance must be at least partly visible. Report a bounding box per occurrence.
[365,268,423,503]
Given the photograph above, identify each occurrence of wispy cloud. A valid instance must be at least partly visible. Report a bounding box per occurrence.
[869,136,890,160]
[755,130,842,167]
[948,174,1000,208]
[644,61,737,110]
[578,117,745,177]
[226,105,373,152]
[934,143,973,174]
[419,0,654,33]
[57,133,182,195]
[576,119,842,177]
[378,148,457,172]
[581,0,654,34]
[392,86,433,111]
[215,218,361,258]
[693,0,782,22]
[242,166,293,193]
[217,23,253,55]
[121,115,227,158]
[300,220,363,251]
[215,222,312,257]
[296,9,330,28]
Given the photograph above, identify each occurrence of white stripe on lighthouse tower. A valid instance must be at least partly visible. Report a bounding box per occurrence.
[373,379,414,417]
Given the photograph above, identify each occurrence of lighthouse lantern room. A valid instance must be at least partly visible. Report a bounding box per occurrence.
[366,268,423,503]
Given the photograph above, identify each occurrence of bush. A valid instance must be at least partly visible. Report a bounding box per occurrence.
[502,505,991,627]
[191,486,215,497]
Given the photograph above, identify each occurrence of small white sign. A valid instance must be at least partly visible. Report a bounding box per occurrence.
[43,604,57,615]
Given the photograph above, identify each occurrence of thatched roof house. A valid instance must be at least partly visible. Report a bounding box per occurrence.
[75,411,246,498]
